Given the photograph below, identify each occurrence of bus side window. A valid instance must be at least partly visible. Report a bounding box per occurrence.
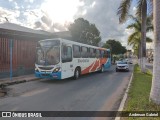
[73,45,81,58]
[96,49,100,58]
[81,46,88,58]
[62,45,72,63]
[103,51,107,58]
[93,49,96,58]
[101,50,104,58]
[89,48,94,58]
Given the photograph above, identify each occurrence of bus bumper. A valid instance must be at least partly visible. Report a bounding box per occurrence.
[35,71,61,80]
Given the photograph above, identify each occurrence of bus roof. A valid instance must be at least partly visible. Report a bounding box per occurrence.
[39,38,110,51]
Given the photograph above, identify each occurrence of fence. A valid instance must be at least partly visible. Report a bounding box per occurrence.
[0,37,37,78]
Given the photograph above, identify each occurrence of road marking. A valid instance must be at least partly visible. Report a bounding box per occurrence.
[115,72,134,120]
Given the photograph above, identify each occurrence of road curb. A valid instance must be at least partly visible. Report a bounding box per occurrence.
[0,77,41,97]
[115,71,134,120]
[0,78,41,88]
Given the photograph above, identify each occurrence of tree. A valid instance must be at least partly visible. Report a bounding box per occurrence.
[150,0,160,105]
[68,18,101,46]
[103,39,127,55]
[117,0,153,72]
[127,15,153,58]
[102,43,111,49]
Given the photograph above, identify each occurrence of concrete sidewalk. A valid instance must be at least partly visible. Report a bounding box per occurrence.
[0,74,40,88]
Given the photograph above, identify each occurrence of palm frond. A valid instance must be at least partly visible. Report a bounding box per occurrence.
[146,36,152,42]
[136,0,143,18]
[128,15,141,28]
[133,43,139,48]
[146,26,153,32]
[127,32,140,45]
[127,23,140,31]
[128,37,139,46]
[117,0,132,24]
[146,16,152,24]
[146,16,153,31]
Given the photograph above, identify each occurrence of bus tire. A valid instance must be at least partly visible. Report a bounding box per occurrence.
[100,65,104,73]
[74,68,80,80]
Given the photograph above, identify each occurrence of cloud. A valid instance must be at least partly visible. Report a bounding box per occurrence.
[0,7,20,23]
[79,0,126,41]
[14,2,20,10]
[1,0,153,49]
[24,0,34,3]
[31,0,85,32]
[90,1,96,8]
[34,14,69,32]
[40,0,84,25]
[21,9,42,28]
[75,0,143,49]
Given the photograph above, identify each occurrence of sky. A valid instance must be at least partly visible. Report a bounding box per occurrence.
[0,0,153,49]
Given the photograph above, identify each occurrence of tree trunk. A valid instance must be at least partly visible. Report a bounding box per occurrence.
[138,45,140,59]
[138,44,141,65]
[150,0,160,105]
[141,0,147,73]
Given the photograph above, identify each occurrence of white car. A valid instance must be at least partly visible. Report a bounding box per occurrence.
[115,60,122,64]
[116,61,129,72]
[126,58,133,64]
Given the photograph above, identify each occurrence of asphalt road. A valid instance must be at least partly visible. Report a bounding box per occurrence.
[0,65,133,120]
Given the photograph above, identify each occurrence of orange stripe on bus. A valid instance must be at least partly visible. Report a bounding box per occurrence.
[81,62,94,75]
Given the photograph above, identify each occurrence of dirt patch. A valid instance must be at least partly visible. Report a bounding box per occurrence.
[0,84,12,98]
[0,88,7,97]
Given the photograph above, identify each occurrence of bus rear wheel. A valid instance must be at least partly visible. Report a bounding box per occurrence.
[74,68,80,80]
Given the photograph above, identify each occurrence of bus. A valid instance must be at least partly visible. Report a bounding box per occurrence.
[35,38,111,80]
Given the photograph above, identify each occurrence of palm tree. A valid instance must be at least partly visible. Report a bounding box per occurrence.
[127,16,153,62]
[150,0,160,105]
[117,0,153,72]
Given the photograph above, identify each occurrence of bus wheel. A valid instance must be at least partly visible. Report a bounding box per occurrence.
[100,65,104,73]
[74,68,80,80]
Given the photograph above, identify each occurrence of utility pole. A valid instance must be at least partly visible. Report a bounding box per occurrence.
[10,39,13,80]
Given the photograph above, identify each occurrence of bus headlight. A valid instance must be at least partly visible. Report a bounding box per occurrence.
[53,67,61,72]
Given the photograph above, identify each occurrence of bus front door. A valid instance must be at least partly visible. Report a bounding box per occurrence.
[61,44,73,79]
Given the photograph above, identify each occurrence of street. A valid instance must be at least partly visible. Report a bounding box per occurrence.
[0,65,133,120]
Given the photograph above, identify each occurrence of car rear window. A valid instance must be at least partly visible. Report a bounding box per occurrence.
[117,62,127,64]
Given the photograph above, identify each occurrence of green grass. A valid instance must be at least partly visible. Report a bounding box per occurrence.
[122,64,160,120]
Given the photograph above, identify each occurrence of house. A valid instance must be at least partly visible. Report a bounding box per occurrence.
[0,22,71,78]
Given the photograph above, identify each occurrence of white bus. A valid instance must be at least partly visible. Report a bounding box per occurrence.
[35,38,111,80]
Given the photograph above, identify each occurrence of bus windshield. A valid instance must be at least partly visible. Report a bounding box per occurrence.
[36,40,60,65]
